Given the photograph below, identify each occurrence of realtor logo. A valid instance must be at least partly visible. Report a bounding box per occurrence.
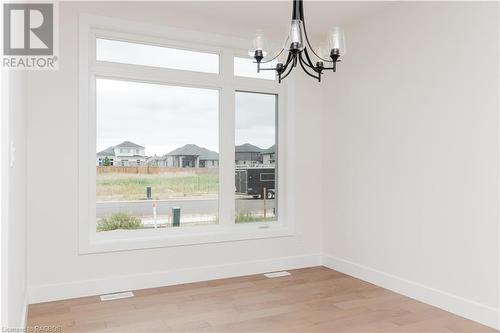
[2,2,58,69]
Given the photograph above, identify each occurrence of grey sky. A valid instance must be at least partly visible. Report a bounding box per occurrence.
[96,78,276,156]
[235,91,276,148]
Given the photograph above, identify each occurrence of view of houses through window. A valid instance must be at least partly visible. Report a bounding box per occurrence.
[96,79,277,232]
[96,78,220,232]
[235,91,277,222]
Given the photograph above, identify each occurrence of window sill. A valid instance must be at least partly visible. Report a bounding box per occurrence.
[79,223,294,254]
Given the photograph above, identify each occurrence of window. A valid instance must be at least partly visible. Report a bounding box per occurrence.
[235,92,277,223]
[80,17,289,253]
[96,78,219,231]
[96,38,219,74]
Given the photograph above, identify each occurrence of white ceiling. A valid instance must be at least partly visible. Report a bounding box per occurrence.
[77,1,389,48]
[136,1,390,40]
[165,2,387,25]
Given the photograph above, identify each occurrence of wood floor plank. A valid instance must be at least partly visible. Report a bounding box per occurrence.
[27,267,498,333]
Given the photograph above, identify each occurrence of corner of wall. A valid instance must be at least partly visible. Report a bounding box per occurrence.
[2,71,29,330]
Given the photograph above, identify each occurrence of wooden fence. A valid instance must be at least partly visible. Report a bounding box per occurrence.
[96,166,218,175]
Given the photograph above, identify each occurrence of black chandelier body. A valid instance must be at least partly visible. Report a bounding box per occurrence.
[251,0,344,83]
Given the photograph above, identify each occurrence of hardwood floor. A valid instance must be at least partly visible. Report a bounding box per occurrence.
[27,267,497,333]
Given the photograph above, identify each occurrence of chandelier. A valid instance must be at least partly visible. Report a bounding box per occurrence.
[250,0,346,83]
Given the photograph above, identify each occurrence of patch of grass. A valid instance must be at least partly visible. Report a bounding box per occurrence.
[96,172,218,201]
[235,213,275,223]
[97,212,143,231]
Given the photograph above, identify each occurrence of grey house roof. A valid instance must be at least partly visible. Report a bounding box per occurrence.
[235,143,263,153]
[97,146,116,156]
[167,144,219,161]
[262,144,275,154]
[115,141,144,149]
[97,141,144,156]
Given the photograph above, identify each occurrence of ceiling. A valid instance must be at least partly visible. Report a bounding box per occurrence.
[76,1,390,48]
[164,0,388,32]
[130,1,390,40]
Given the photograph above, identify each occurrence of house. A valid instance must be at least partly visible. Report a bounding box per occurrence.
[146,154,167,168]
[235,143,263,166]
[149,144,219,168]
[262,145,276,166]
[97,141,147,166]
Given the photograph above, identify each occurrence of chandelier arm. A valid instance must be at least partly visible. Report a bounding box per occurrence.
[262,35,290,63]
[301,11,333,63]
[298,57,319,81]
[279,62,295,81]
[302,48,321,73]
[298,53,320,80]
[259,48,284,64]
[299,49,313,67]
[280,52,294,73]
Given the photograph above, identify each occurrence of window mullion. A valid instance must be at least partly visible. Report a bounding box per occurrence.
[92,62,223,88]
[219,49,236,227]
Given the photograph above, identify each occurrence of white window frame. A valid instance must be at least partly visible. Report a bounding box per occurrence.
[79,15,293,254]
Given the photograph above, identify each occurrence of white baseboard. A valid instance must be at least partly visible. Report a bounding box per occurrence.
[322,254,500,330]
[28,253,322,304]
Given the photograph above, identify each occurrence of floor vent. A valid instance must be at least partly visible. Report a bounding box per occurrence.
[264,271,291,278]
[100,291,134,301]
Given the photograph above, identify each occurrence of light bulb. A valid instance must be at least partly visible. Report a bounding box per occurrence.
[327,27,346,56]
[287,20,304,51]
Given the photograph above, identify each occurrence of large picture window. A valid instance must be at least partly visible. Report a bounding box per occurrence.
[96,78,219,231]
[79,16,289,252]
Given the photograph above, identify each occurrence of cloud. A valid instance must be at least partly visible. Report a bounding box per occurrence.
[97,79,276,156]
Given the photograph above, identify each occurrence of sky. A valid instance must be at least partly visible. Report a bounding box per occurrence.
[235,91,276,148]
[96,78,276,156]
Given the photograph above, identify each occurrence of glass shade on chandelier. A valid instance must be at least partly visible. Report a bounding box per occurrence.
[287,20,304,51]
[248,31,268,58]
[327,26,346,61]
[249,0,346,83]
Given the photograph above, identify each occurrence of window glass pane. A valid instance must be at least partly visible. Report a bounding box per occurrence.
[96,38,219,74]
[96,78,219,232]
[234,57,276,80]
[235,91,277,223]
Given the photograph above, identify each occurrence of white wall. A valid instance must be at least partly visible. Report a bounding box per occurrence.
[1,71,28,328]
[322,2,499,328]
[26,2,323,302]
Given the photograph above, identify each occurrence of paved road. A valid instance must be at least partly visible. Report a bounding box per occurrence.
[96,198,275,217]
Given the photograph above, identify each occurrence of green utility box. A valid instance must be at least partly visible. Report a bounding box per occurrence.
[146,186,152,200]
[172,207,181,227]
